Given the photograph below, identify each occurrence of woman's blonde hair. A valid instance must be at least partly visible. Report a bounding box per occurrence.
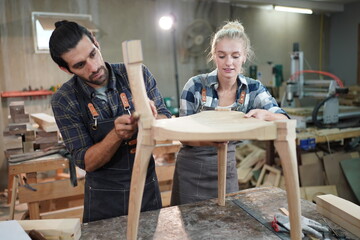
[208,20,254,68]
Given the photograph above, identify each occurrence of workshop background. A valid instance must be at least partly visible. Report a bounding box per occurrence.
[0,0,359,192]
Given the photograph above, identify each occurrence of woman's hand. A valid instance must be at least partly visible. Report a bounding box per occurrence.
[149,100,158,118]
[244,109,288,121]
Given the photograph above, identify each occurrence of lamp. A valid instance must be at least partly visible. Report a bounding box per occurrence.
[159,15,180,110]
[274,6,313,14]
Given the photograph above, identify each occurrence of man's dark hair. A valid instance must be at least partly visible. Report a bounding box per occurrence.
[49,20,95,72]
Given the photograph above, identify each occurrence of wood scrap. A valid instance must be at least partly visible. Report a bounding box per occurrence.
[30,113,59,132]
[256,164,281,187]
[17,218,81,240]
[236,143,265,184]
[4,135,23,150]
[316,194,360,237]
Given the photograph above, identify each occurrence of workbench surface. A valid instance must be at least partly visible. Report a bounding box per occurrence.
[80,187,359,240]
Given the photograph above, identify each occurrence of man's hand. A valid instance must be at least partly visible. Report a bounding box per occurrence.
[114,114,139,140]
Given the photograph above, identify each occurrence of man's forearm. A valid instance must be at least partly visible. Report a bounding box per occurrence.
[84,128,122,172]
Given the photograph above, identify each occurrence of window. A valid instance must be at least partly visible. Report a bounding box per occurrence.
[32,12,98,53]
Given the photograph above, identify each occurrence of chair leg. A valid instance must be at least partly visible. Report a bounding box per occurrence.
[274,121,302,240]
[127,131,155,240]
[217,143,228,206]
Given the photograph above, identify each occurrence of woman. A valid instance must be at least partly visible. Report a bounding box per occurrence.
[171,20,288,206]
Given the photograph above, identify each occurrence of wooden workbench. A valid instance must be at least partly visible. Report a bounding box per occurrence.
[8,154,84,220]
[296,127,360,145]
[80,187,359,239]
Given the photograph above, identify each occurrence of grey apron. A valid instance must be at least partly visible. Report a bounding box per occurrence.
[75,80,162,223]
[171,142,239,205]
[171,75,245,205]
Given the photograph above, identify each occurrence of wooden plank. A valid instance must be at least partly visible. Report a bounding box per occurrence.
[18,178,84,203]
[17,218,81,240]
[160,191,171,207]
[297,127,360,144]
[40,206,83,220]
[39,195,84,213]
[3,135,23,150]
[30,113,58,132]
[153,141,181,156]
[316,194,360,237]
[316,194,360,228]
[8,155,68,175]
[317,205,360,237]
[158,180,172,192]
[155,163,175,182]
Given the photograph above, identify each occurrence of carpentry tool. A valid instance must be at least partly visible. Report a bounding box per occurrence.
[274,213,329,239]
[59,149,78,187]
[232,199,290,240]
[23,176,37,191]
[8,149,61,163]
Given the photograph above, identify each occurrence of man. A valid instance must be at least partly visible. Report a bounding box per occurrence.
[49,20,171,222]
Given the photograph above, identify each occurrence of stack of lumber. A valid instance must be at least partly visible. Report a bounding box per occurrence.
[236,143,266,185]
[3,101,34,157]
[316,194,360,237]
[236,142,282,188]
[30,113,59,149]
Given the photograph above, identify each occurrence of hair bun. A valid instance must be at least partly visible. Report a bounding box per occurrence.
[222,20,245,32]
[54,20,69,28]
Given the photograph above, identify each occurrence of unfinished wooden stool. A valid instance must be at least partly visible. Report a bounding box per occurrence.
[122,40,302,240]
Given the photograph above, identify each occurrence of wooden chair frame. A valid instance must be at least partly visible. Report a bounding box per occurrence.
[122,40,302,240]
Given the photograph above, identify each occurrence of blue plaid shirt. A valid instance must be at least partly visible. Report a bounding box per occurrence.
[51,63,171,169]
[180,69,287,117]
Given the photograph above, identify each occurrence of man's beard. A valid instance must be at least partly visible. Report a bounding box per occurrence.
[85,66,108,86]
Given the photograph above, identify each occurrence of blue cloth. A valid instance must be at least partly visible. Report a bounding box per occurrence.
[51,62,171,169]
[180,69,287,117]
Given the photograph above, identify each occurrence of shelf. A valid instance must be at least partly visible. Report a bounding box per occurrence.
[1,90,54,98]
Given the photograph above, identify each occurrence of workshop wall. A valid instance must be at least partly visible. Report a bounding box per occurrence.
[0,0,355,191]
[329,2,360,86]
